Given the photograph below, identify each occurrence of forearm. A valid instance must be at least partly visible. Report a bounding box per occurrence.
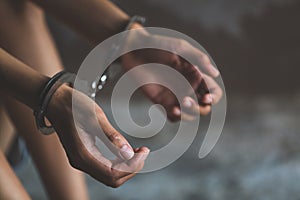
[0,48,48,109]
[30,0,130,44]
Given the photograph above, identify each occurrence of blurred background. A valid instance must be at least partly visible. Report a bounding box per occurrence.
[15,0,300,199]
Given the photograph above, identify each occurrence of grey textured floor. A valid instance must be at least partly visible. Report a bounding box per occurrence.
[16,94,300,200]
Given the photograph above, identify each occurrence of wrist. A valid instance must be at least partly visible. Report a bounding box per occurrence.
[32,75,50,110]
[129,22,146,30]
[120,23,151,59]
[121,16,150,50]
[34,71,75,134]
[46,84,73,122]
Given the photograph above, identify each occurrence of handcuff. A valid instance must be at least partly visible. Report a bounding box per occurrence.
[35,15,146,135]
[89,15,146,98]
[34,71,75,135]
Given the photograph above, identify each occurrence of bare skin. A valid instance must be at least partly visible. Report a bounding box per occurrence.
[0,48,150,188]
[0,105,15,154]
[0,151,30,200]
[0,1,88,199]
[121,24,222,121]
[0,0,223,198]
[29,0,221,121]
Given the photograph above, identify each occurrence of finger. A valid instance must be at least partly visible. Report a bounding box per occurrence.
[71,140,118,183]
[108,164,144,188]
[170,106,181,121]
[172,106,196,121]
[114,173,136,187]
[196,79,209,104]
[182,96,211,116]
[188,45,220,78]
[199,105,211,115]
[176,41,219,77]
[181,112,197,121]
[201,75,223,105]
[84,146,149,188]
[210,90,223,105]
[112,147,150,175]
[202,94,212,104]
[153,88,181,122]
[183,96,212,116]
[113,153,150,186]
[134,147,140,152]
[174,59,203,90]
[155,89,199,122]
[127,147,149,168]
[182,96,201,115]
[84,143,148,186]
[95,107,134,160]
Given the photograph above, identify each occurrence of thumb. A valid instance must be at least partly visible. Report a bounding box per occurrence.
[95,107,134,160]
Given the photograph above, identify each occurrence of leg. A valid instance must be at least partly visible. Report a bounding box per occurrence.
[0,1,89,199]
[0,102,15,154]
[0,150,30,200]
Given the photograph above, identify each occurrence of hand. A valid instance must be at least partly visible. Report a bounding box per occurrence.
[46,84,149,188]
[121,25,223,121]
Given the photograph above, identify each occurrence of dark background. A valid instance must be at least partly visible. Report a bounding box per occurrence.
[17,0,300,199]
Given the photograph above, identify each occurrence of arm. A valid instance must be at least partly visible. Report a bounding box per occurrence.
[0,48,149,187]
[30,0,130,43]
[29,0,222,121]
[0,48,48,109]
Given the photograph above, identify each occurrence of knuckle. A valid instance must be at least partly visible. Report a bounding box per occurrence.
[179,39,188,47]
[107,171,118,182]
[106,176,123,188]
[108,131,121,143]
[174,40,188,53]
[217,89,223,99]
[135,162,145,172]
[201,54,211,64]
[200,107,211,115]
[108,182,121,188]
[170,54,180,67]
[110,180,123,188]
[215,91,223,104]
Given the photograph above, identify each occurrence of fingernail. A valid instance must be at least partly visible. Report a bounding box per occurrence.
[210,65,220,77]
[120,144,134,160]
[183,98,192,108]
[173,107,181,116]
[204,95,212,104]
[142,149,150,161]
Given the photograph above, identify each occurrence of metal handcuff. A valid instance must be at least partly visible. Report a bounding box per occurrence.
[34,15,145,135]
